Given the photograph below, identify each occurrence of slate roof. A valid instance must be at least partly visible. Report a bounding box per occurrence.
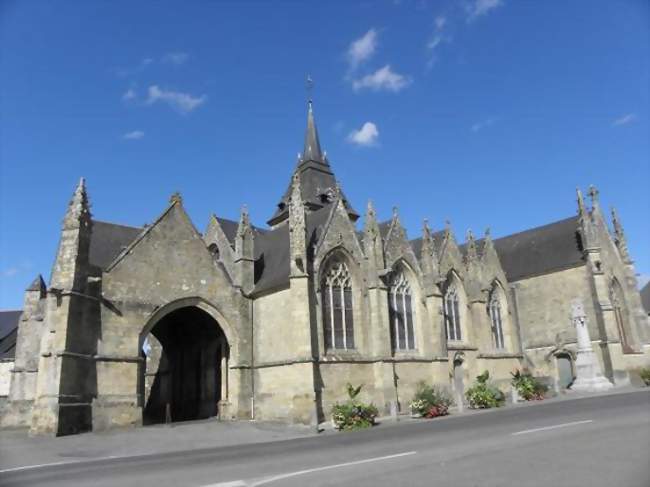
[89,220,142,270]
[215,217,268,248]
[640,282,650,315]
[0,310,22,360]
[491,216,584,281]
[253,206,331,295]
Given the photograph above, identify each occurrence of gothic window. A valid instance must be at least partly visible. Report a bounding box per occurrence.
[489,287,505,350]
[444,284,462,341]
[610,279,634,354]
[321,260,354,350]
[388,270,415,351]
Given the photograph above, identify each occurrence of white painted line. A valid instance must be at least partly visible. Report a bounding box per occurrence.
[0,456,119,474]
[250,451,417,486]
[206,482,247,487]
[202,451,418,487]
[0,460,81,474]
[511,419,594,436]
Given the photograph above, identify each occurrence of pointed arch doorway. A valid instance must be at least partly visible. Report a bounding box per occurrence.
[140,305,229,425]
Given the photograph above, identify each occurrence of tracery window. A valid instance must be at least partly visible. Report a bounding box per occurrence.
[389,271,415,351]
[489,288,505,350]
[444,284,462,341]
[610,280,633,354]
[321,260,354,350]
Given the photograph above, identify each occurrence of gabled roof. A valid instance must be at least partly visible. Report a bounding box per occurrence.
[0,310,22,360]
[89,220,142,270]
[641,281,650,315]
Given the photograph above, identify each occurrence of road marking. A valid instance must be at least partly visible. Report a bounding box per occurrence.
[511,420,594,436]
[203,451,417,487]
[0,456,119,474]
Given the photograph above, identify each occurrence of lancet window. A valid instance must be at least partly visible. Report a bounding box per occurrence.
[321,260,354,350]
[489,287,505,350]
[444,284,462,341]
[389,270,415,351]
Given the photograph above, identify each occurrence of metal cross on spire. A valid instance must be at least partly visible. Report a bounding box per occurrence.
[306,74,314,105]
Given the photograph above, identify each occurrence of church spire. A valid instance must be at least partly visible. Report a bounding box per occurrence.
[302,101,324,163]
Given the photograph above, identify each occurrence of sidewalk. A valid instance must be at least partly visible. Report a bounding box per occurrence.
[0,419,315,471]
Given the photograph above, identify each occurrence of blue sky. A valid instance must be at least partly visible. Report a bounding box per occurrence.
[1,0,648,309]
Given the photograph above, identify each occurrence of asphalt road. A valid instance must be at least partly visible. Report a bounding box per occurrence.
[2,390,649,487]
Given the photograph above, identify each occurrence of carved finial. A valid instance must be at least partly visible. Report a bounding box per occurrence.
[588,184,600,209]
[170,191,182,205]
[465,229,478,262]
[611,207,630,261]
[576,188,586,217]
[366,199,376,218]
[423,218,431,236]
[63,177,91,229]
[484,227,491,239]
[392,206,399,219]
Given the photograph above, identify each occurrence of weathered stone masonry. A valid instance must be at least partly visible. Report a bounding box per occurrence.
[1,101,649,435]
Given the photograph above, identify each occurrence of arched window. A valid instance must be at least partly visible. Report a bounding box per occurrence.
[489,287,505,350]
[389,270,415,351]
[444,283,462,341]
[610,279,633,353]
[321,260,354,350]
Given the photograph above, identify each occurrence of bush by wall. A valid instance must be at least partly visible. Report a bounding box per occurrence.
[511,369,549,401]
[639,367,650,387]
[331,383,379,431]
[409,382,453,418]
[466,371,505,409]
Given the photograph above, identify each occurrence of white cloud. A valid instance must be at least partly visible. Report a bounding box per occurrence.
[471,117,497,132]
[123,130,145,140]
[435,15,447,30]
[352,65,411,93]
[1,268,19,278]
[122,88,136,101]
[348,29,378,69]
[145,85,207,114]
[612,113,637,127]
[347,122,379,146]
[465,0,503,21]
[162,51,189,65]
[114,58,154,78]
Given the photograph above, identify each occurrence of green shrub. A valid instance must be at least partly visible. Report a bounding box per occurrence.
[465,371,505,409]
[331,383,379,431]
[409,382,454,418]
[511,369,549,401]
[639,367,650,387]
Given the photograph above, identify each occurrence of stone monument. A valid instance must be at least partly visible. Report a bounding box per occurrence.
[570,298,613,392]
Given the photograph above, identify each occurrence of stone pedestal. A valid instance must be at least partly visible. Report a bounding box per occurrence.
[570,299,613,393]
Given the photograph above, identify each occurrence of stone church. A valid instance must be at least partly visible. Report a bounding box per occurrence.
[1,102,649,436]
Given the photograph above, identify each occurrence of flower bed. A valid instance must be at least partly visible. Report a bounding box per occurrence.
[466,371,505,409]
[331,383,379,431]
[409,382,453,418]
[511,369,548,401]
